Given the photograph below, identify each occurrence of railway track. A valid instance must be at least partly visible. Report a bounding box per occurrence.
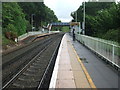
[2,33,64,89]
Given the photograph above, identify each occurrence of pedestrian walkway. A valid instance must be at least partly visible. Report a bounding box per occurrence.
[49,34,96,88]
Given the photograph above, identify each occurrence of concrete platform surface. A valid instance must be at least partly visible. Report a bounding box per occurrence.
[49,34,96,89]
[68,34,119,88]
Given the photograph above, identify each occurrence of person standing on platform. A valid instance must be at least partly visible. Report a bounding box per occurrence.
[73,28,75,41]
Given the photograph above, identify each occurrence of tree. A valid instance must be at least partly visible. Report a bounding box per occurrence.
[2,2,27,36]
[71,1,120,43]
[18,2,58,29]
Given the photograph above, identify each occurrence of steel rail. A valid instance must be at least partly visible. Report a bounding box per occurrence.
[2,39,53,89]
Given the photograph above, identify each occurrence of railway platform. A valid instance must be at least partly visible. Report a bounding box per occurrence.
[2,32,58,55]
[49,33,119,89]
[19,32,58,44]
[49,34,96,88]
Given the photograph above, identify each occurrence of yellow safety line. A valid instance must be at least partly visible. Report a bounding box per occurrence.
[70,43,96,89]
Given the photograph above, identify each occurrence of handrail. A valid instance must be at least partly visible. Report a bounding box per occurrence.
[82,35,120,48]
[75,34,120,69]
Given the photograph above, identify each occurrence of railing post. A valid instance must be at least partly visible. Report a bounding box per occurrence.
[112,44,115,64]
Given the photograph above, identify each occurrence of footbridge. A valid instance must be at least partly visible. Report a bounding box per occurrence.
[45,22,80,31]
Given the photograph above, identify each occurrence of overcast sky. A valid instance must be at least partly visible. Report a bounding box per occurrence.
[44,0,120,22]
[44,0,84,22]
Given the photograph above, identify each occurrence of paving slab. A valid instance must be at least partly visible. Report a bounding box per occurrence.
[53,34,93,88]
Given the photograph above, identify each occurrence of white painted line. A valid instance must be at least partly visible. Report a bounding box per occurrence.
[49,34,66,89]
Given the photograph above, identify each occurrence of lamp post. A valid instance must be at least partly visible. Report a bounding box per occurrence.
[75,11,77,22]
[83,1,85,35]
[71,11,77,22]
[31,14,35,32]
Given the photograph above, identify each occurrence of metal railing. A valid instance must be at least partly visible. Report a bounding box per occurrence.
[18,30,59,41]
[18,31,47,41]
[76,34,120,68]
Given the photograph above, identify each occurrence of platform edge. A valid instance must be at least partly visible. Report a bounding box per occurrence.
[49,34,65,89]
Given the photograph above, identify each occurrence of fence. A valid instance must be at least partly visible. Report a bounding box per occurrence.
[17,29,59,41]
[75,34,120,68]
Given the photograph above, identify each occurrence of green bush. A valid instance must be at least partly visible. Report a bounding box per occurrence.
[102,29,120,44]
[2,2,27,36]
[7,24,17,32]
[71,2,120,44]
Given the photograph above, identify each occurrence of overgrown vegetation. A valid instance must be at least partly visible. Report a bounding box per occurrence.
[2,2,27,37]
[2,2,58,46]
[18,2,58,29]
[71,1,120,44]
